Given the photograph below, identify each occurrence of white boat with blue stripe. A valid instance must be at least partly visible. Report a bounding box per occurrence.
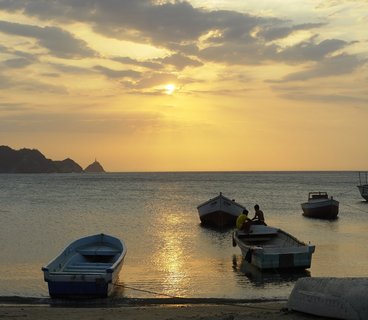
[42,233,126,298]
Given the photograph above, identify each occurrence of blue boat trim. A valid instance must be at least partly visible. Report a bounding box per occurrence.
[42,233,126,298]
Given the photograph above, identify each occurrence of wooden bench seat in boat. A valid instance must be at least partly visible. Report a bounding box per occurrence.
[72,262,112,267]
[262,246,310,254]
[63,263,112,273]
[77,247,120,256]
[62,269,106,274]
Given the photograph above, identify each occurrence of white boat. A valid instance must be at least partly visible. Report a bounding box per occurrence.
[197,192,246,228]
[288,277,368,320]
[42,233,126,298]
[301,192,339,219]
[357,172,368,201]
[233,225,315,270]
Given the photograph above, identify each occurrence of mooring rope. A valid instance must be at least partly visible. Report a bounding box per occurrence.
[328,187,368,214]
[114,283,284,311]
[334,187,356,197]
[340,202,368,214]
[115,283,183,299]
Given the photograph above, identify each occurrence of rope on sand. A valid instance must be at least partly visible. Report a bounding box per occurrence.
[114,284,283,311]
[115,283,182,298]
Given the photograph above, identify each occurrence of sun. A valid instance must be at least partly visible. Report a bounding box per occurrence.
[165,83,176,95]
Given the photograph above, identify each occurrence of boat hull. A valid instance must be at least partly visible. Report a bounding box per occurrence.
[197,193,245,228]
[47,281,113,298]
[250,247,314,270]
[357,185,368,201]
[199,211,238,228]
[288,277,368,320]
[233,227,315,270]
[301,199,339,219]
[42,233,126,298]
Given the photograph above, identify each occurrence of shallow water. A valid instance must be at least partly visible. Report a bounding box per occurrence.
[0,172,367,299]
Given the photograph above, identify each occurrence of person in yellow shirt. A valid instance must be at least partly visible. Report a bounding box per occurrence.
[236,208,251,231]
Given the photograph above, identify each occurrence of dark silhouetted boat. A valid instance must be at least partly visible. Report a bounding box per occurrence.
[301,192,339,219]
[197,192,245,228]
[357,172,368,201]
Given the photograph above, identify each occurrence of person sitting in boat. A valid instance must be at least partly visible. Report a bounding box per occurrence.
[236,209,252,232]
[251,204,266,225]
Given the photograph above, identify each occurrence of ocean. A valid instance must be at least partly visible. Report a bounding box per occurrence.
[0,171,367,300]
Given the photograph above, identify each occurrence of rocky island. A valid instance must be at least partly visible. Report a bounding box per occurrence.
[0,146,105,173]
[84,159,105,173]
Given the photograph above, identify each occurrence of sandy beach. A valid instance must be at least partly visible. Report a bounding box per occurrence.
[0,299,320,320]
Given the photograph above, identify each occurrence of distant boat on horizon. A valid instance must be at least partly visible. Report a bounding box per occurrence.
[357,172,368,201]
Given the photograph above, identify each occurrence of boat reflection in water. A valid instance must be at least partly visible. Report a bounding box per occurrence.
[232,255,311,287]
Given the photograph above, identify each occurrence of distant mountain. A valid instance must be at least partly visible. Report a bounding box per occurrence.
[54,158,84,173]
[0,146,83,173]
[84,160,105,173]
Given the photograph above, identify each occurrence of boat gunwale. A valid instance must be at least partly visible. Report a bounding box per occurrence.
[197,193,245,210]
[42,233,127,274]
[301,198,339,207]
[234,228,314,251]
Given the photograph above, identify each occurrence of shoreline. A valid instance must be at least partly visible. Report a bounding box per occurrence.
[0,296,287,305]
[0,297,320,320]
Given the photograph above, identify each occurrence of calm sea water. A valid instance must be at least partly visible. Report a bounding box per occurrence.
[0,172,367,300]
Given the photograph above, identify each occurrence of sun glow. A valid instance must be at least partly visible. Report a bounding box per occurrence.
[165,83,176,95]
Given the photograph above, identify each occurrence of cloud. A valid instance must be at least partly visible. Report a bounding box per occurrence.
[199,41,277,65]
[2,57,33,68]
[0,1,271,60]
[0,1,210,43]
[0,20,96,58]
[0,102,29,112]
[113,53,202,71]
[49,63,92,75]
[113,56,163,70]
[277,37,349,62]
[157,53,203,70]
[0,44,38,60]
[123,72,179,95]
[93,65,141,79]
[0,73,14,89]
[273,54,364,82]
[258,23,326,41]
[0,110,165,134]
[0,0,365,79]
[279,91,368,105]
[0,70,66,93]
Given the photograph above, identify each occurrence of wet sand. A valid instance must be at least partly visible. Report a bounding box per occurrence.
[0,299,320,320]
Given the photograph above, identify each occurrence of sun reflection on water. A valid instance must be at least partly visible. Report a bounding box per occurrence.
[153,211,189,297]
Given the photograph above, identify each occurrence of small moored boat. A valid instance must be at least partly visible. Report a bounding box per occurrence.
[233,224,315,270]
[42,233,126,298]
[357,172,368,201]
[197,192,245,228]
[301,192,339,219]
[288,277,368,320]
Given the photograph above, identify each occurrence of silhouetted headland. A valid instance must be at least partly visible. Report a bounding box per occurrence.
[0,146,104,173]
[84,159,105,173]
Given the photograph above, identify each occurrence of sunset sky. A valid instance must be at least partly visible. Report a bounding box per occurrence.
[0,0,367,171]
